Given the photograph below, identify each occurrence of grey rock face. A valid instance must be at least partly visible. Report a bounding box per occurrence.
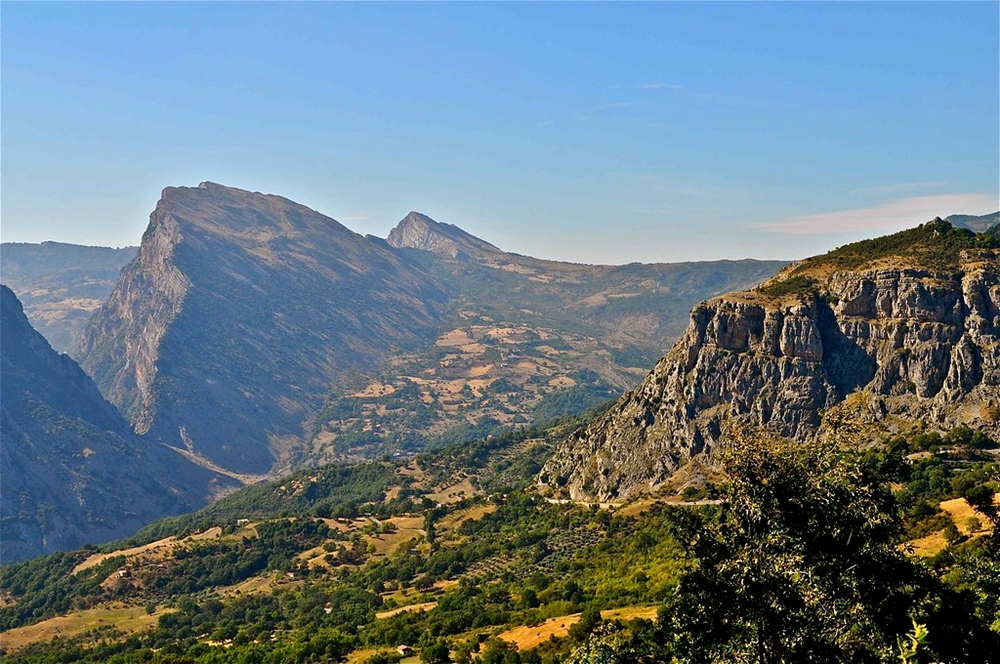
[541,247,1000,501]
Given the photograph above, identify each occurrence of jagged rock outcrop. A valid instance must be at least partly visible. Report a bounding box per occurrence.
[79,183,447,475]
[387,211,502,259]
[540,220,1000,500]
[0,285,230,563]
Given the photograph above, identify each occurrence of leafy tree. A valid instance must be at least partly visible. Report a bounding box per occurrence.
[568,607,602,643]
[421,639,451,663]
[656,431,995,663]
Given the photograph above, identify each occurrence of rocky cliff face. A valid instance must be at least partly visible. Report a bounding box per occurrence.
[79,183,446,475]
[540,220,1000,500]
[0,285,230,563]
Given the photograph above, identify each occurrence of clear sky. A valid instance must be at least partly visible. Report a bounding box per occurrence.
[2,2,997,264]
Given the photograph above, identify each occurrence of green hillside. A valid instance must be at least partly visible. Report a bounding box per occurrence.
[2,414,998,663]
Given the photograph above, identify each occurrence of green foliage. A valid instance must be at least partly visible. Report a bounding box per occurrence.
[802,218,996,272]
[760,220,998,301]
[531,385,616,426]
[0,552,125,630]
[113,462,397,548]
[759,275,818,298]
[9,421,1000,664]
[656,433,996,662]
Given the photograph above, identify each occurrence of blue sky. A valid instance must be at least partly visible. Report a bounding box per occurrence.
[2,2,997,263]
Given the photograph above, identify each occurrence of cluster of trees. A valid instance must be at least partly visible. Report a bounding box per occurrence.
[5,421,999,663]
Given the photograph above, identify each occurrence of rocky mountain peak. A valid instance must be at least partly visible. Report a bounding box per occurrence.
[540,220,1000,501]
[386,211,502,259]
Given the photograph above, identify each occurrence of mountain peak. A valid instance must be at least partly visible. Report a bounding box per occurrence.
[386,211,502,259]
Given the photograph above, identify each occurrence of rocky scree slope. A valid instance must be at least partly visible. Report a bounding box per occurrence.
[0,285,229,564]
[540,219,1000,500]
[78,182,446,476]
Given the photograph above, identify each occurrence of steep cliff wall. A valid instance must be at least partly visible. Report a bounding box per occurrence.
[78,209,190,432]
[541,221,1000,500]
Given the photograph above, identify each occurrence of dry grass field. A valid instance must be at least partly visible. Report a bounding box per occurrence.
[0,605,175,654]
[375,601,438,619]
[906,496,995,557]
[498,606,658,651]
[73,527,224,573]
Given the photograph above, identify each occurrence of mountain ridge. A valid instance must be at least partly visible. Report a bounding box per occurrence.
[75,183,787,479]
[79,182,447,476]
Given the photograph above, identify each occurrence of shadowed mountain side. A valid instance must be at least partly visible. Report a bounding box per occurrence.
[0,285,234,564]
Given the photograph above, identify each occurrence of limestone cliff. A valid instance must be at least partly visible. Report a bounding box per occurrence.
[540,220,1000,500]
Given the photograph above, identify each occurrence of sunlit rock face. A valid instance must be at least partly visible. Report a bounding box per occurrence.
[542,221,1000,501]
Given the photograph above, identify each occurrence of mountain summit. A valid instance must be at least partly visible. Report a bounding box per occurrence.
[541,219,1000,500]
[386,211,502,259]
[78,183,446,475]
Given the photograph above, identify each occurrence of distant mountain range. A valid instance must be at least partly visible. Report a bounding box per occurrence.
[0,242,136,355]
[947,211,1000,234]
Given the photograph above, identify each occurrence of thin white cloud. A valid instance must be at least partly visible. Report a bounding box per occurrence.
[753,194,999,235]
[851,180,950,196]
[595,102,636,110]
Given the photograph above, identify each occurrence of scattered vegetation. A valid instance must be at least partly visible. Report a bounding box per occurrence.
[758,219,999,300]
[3,422,999,663]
